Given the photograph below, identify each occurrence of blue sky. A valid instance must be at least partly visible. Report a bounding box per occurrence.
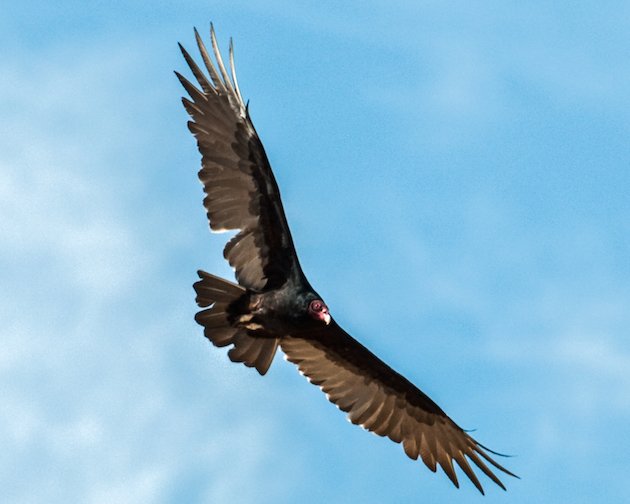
[2,1,630,502]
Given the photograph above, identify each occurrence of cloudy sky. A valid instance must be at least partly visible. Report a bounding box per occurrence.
[3,1,630,502]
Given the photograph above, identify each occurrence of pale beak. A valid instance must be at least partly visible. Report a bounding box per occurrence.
[323,312,331,325]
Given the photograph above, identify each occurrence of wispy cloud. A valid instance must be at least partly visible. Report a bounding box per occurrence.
[3,4,630,502]
[0,34,298,503]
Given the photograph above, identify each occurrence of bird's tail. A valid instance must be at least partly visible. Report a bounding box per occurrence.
[193,270,279,375]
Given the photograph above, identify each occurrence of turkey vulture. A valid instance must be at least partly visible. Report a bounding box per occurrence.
[176,25,517,494]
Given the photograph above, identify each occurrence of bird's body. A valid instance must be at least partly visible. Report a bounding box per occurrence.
[231,279,320,335]
[177,25,517,494]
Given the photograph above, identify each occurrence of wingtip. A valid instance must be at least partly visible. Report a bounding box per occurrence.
[210,22,217,42]
[177,41,190,59]
[476,441,516,459]
[174,70,193,91]
[474,440,520,479]
[495,479,507,492]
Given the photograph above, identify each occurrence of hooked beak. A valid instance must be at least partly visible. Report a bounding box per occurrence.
[323,312,331,325]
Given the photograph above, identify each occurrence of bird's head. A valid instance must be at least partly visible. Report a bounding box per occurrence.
[307,299,331,325]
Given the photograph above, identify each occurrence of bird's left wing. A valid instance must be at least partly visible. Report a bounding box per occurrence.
[176,26,303,291]
[281,323,517,494]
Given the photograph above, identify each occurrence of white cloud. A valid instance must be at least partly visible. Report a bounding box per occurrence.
[3,6,629,502]
[0,40,152,300]
[0,35,297,504]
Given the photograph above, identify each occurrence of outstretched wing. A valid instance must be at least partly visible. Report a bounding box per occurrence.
[177,26,302,291]
[281,323,517,494]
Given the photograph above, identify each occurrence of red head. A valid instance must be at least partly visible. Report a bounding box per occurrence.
[308,299,331,325]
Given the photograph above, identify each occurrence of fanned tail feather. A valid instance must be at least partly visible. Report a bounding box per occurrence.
[193,270,279,375]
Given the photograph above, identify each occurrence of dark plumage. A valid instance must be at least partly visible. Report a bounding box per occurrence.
[177,25,518,494]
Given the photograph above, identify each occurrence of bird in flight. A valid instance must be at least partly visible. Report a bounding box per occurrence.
[176,24,517,494]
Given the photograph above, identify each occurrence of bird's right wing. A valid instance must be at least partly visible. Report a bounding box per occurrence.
[177,26,303,291]
[281,323,517,494]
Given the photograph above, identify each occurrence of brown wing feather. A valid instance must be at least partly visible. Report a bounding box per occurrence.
[177,26,301,291]
[281,323,517,494]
